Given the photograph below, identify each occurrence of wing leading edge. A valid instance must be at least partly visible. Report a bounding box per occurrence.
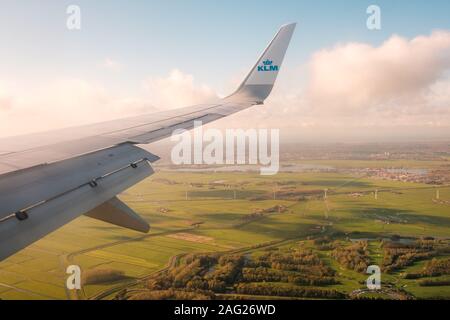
[0,23,296,261]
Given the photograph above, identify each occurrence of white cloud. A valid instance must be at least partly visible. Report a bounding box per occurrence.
[0,83,12,111]
[223,30,450,137]
[142,69,217,108]
[0,95,12,111]
[101,58,122,72]
[305,31,450,119]
[0,78,153,136]
[1,31,450,141]
[0,70,216,137]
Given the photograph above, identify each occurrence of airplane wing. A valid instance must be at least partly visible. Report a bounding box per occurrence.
[0,23,296,261]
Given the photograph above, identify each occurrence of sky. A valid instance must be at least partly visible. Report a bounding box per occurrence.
[1,0,450,142]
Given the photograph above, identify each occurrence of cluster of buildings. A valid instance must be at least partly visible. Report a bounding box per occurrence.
[357,168,448,185]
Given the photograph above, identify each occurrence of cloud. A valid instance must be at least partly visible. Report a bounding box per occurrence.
[220,31,450,136]
[0,84,13,111]
[0,70,216,137]
[142,69,218,108]
[305,31,450,118]
[101,58,122,72]
[1,31,450,141]
[0,96,12,111]
[0,78,154,136]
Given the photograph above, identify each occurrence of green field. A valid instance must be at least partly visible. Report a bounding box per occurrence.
[0,161,449,300]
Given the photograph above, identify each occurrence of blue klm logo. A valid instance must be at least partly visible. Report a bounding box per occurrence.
[257,59,279,72]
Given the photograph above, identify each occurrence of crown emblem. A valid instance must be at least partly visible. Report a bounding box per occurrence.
[263,59,273,66]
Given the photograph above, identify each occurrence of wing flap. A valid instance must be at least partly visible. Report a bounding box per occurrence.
[0,160,153,261]
[0,143,159,218]
[84,197,150,233]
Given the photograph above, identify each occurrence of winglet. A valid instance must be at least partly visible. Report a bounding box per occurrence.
[226,23,296,103]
